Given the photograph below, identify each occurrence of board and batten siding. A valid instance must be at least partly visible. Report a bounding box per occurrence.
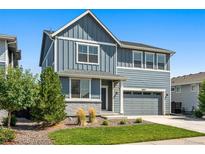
[117,48,171,70]
[56,39,116,74]
[171,84,200,112]
[42,42,54,70]
[115,68,171,114]
[57,14,115,44]
[0,41,6,62]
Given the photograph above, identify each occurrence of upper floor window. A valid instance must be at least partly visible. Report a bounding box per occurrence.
[176,86,181,93]
[133,51,143,68]
[191,84,197,92]
[157,54,166,70]
[77,42,99,65]
[145,52,154,69]
[171,87,175,92]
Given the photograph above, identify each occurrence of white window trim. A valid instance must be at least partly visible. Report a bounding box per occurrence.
[133,50,143,68]
[175,86,182,93]
[191,84,197,92]
[157,53,166,70]
[68,78,101,102]
[76,42,100,65]
[145,52,155,69]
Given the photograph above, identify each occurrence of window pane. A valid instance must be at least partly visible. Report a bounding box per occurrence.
[91,79,100,99]
[78,53,87,62]
[146,53,154,69]
[89,55,98,63]
[89,46,98,55]
[80,80,89,98]
[78,44,87,54]
[134,52,142,68]
[71,80,80,98]
[158,54,165,70]
[60,77,69,97]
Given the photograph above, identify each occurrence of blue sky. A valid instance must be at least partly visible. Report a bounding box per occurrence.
[0,9,204,77]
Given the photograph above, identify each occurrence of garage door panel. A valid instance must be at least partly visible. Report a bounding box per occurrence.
[124,92,162,115]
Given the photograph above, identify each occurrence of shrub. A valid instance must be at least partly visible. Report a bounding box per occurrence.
[31,67,66,126]
[135,118,143,123]
[76,108,86,126]
[88,107,96,123]
[102,120,109,126]
[0,128,15,144]
[194,109,203,118]
[2,115,17,127]
[199,80,205,113]
[119,119,127,125]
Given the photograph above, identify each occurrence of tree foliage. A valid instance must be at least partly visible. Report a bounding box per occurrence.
[198,80,205,113]
[0,67,38,127]
[31,67,66,125]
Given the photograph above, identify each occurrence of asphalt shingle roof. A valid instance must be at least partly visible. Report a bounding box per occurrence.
[172,72,205,86]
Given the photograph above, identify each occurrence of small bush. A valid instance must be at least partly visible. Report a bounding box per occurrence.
[102,120,109,126]
[119,119,127,125]
[0,128,15,144]
[3,115,17,127]
[194,109,203,118]
[135,118,143,123]
[76,108,86,126]
[88,107,96,123]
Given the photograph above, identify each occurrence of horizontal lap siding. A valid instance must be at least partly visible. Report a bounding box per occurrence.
[57,39,116,73]
[171,84,200,112]
[117,68,171,114]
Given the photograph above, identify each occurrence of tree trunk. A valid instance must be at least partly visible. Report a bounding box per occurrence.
[7,111,11,128]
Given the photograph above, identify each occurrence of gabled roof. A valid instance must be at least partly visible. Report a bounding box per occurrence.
[51,10,121,45]
[172,72,205,86]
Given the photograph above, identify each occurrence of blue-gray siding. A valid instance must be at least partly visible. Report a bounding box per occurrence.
[0,41,6,62]
[56,39,116,73]
[117,48,170,70]
[57,14,115,43]
[115,68,171,114]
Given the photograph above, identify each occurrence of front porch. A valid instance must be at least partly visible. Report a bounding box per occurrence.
[58,69,126,116]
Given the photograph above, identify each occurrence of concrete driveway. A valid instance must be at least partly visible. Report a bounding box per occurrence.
[127,115,205,133]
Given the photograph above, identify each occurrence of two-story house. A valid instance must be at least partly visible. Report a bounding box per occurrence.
[171,72,205,113]
[0,34,21,118]
[39,10,175,116]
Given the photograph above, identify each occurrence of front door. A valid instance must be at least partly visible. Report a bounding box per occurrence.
[101,86,108,110]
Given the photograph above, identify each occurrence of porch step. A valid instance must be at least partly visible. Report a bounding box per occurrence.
[101,115,128,120]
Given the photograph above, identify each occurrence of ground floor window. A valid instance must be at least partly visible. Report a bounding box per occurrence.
[60,77,101,100]
[71,79,90,99]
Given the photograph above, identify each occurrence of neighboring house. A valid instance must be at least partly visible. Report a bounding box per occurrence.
[171,72,205,113]
[0,34,21,118]
[39,10,175,116]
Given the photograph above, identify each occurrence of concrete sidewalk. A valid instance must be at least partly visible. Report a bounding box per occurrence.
[125,136,205,145]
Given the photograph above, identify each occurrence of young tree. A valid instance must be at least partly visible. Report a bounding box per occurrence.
[0,67,38,127]
[198,80,205,113]
[32,67,66,126]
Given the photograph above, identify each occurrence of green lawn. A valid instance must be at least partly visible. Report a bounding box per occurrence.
[48,124,205,145]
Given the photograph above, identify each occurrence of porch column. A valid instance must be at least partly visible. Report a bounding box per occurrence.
[120,81,124,114]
